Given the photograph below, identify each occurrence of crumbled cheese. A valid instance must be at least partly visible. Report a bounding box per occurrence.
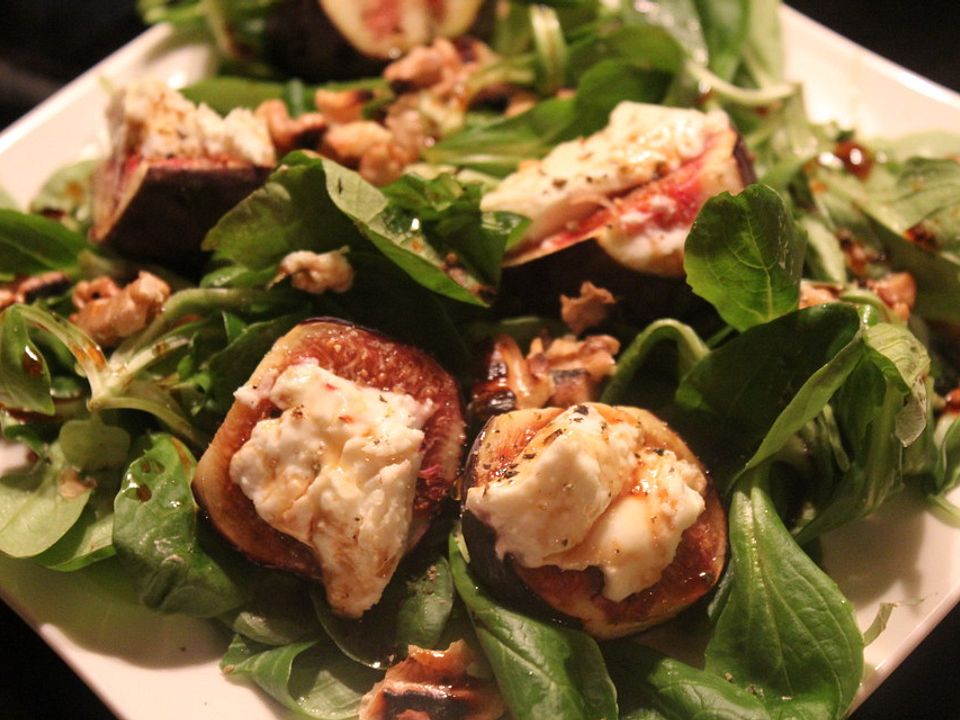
[229,361,434,617]
[107,78,276,166]
[465,404,706,601]
[480,102,729,245]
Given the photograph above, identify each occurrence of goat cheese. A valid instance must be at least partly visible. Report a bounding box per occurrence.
[465,404,706,601]
[480,102,730,246]
[229,361,434,617]
[107,78,276,166]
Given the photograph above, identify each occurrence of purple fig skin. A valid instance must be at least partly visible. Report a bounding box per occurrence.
[90,158,270,275]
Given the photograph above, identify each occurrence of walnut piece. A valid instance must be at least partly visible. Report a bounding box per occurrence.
[255,99,327,157]
[560,281,617,334]
[272,250,355,294]
[469,332,621,424]
[0,271,70,312]
[358,641,503,720]
[70,271,170,347]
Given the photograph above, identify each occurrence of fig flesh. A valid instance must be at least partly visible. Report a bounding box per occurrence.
[194,318,465,615]
[462,404,726,639]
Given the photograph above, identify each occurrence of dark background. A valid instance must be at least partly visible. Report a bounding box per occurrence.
[1,1,959,719]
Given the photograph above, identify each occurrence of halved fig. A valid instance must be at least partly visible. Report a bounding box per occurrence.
[482,102,755,323]
[90,80,275,274]
[462,403,726,639]
[265,0,489,81]
[194,318,465,618]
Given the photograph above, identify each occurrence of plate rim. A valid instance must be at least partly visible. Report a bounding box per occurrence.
[1,7,959,719]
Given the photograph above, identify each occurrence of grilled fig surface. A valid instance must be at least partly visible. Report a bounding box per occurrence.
[193,318,465,598]
[462,404,726,639]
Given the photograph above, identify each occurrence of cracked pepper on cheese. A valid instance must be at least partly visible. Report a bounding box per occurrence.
[465,403,706,602]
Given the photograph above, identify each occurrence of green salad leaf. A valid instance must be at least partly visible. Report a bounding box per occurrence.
[0,442,90,558]
[606,641,769,720]
[684,184,806,332]
[449,535,618,720]
[706,466,863,720]
[675,304,863,489]
[224,570,323,647]
[0,209,90,282]
[222,634,380,720]
[602,318,709,405]
[113,434,248,617]
[312,551,454,669]
[0,305,54,415]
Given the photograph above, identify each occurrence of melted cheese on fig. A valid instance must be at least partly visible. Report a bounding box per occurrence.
[229,361,433,618]
[480,102,730,246]
[465,404,706,601]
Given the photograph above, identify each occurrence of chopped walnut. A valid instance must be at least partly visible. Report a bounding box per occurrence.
[560,281,617,334]
[321,121,394,167]
[800,273,916,321]
[505,90,538,117]
[272,250,354,294]
[358,641,503,720]
[866,272,916,321]
[384,38,460,91]
[799,280,843,309]
[275,37,517,186]
[359,142,414,186]
[530,334,620,384]
[384,108,429,158]
[0,271,71,312]
[70,271,170,347]
[313,88,371,125]
[469,333,620,423]
[255,99,327,156]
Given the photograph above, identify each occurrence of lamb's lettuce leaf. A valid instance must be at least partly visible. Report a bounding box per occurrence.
[706,466,863,720]
[684,184,806,332]
[674,304,863,490]
[0,442,90,557]
[29,159,98,234]
[449,535,618,720]
[113,434,248,617]
[222,634,380,720]
[605,641,769,720]
[602,318,709,405]
[204,153,507,306]
[0,305,54,414]
[0,209,89,282]
[312,552,454,669]
[223,571,323,647]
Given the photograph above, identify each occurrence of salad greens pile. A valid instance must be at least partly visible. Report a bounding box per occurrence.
[2,1,959,718]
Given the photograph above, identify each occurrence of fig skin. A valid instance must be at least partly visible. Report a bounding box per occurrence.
[90,158,270,276]
[193,317,466,584]
[264,0,493,82]
[498,133,756,326]
[461,405,727,640]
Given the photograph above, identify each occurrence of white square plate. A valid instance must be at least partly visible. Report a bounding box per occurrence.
[1,8,959,719]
